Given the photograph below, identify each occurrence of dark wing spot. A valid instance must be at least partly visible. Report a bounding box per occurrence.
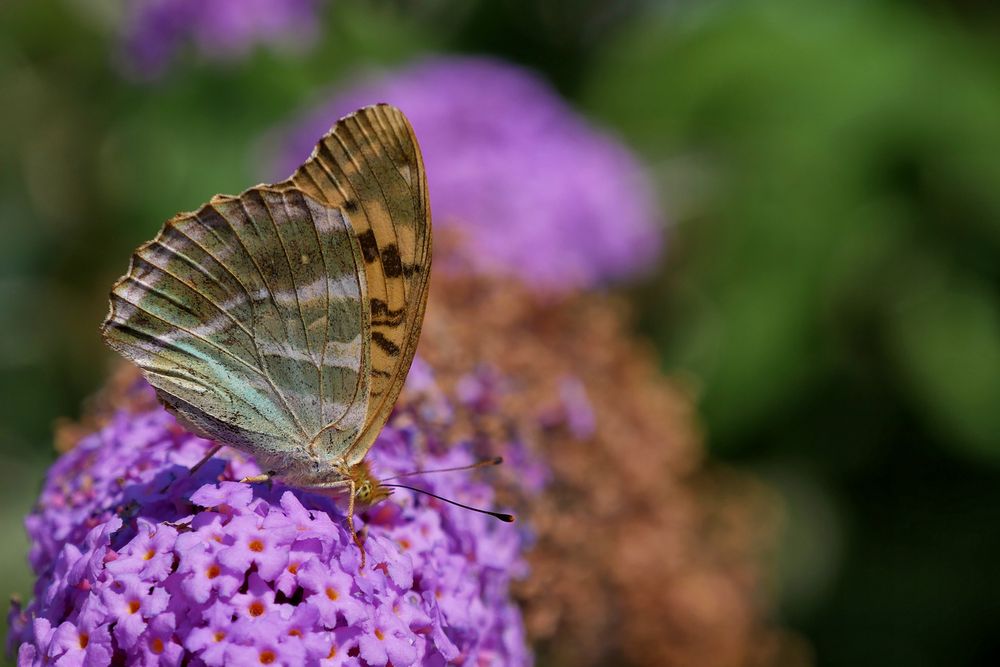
[357,229,379,263]
[343,200,359,213]
[369,298,405,326]
[370,299,405,318]
[381,244,403,278]
[371,331,400,356]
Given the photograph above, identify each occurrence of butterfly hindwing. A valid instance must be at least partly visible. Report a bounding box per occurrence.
[103,187,372,481]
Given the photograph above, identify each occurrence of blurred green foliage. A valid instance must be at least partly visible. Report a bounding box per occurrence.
[587,1,1000,665]
[590,0,1000,462]
[1,1,999,666]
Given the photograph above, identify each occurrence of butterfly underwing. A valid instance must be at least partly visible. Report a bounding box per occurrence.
[101,105,431,515]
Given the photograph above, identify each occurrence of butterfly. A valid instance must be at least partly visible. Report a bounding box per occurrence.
[102,104,432,560]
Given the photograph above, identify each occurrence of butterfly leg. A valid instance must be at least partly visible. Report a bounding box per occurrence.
[297,477,366,569]
[345,478,367,570]
[189,444,223,475]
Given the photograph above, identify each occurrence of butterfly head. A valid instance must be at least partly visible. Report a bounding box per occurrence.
[348,461,392,506]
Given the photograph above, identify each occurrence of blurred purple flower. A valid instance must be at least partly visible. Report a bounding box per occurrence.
[9,364,534,666]
[121,0,323,78]
[272,57,664,292]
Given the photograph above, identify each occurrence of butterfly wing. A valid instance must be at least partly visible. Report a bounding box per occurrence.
[282,104,431,466]
[102,104,430,477]
[103,185,373,480]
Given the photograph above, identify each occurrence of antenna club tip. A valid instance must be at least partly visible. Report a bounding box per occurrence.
[491,456,504,465]
[497,513,516,523]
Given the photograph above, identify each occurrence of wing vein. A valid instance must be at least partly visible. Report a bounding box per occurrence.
[124,275,200,319]
[171,220,254,308]
[266,192,315,366]
[311,204,332,426]
[111,295,268,380]
[143,244,257,344]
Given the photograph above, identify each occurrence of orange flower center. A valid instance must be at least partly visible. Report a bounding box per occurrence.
[287,563,298,574]
[325,587,339,601]
[206,564,220,579]
[327,645,337,659]
[375,628,385,641]
[248,601,265,617]
[214,631,225,643]
[259,649,276,664]
[288,628,302,637]
[78,632,89,649]
[248,539,264,553]
[143,549,156,561]
[128,600,140,614]
[150,638,164,654]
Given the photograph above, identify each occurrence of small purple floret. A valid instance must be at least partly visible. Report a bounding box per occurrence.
[120,0,323,78]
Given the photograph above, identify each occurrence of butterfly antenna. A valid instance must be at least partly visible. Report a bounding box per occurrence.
[382,483,515,522]
[381,456,504,482]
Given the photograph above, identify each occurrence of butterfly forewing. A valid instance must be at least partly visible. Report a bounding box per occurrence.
[102,104,430,483]
[283,104,431,465]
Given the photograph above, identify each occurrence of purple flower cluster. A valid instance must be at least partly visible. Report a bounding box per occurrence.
[272,57,663,292]
[9,365,533,666]
[121,0,323,78]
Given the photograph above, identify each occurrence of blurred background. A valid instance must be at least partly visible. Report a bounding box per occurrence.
[2,1,999,665]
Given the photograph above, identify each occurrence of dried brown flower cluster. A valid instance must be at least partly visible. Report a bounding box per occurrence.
[413,271,807,667]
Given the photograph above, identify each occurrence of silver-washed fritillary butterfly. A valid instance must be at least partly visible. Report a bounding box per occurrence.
[102,105,439,561]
